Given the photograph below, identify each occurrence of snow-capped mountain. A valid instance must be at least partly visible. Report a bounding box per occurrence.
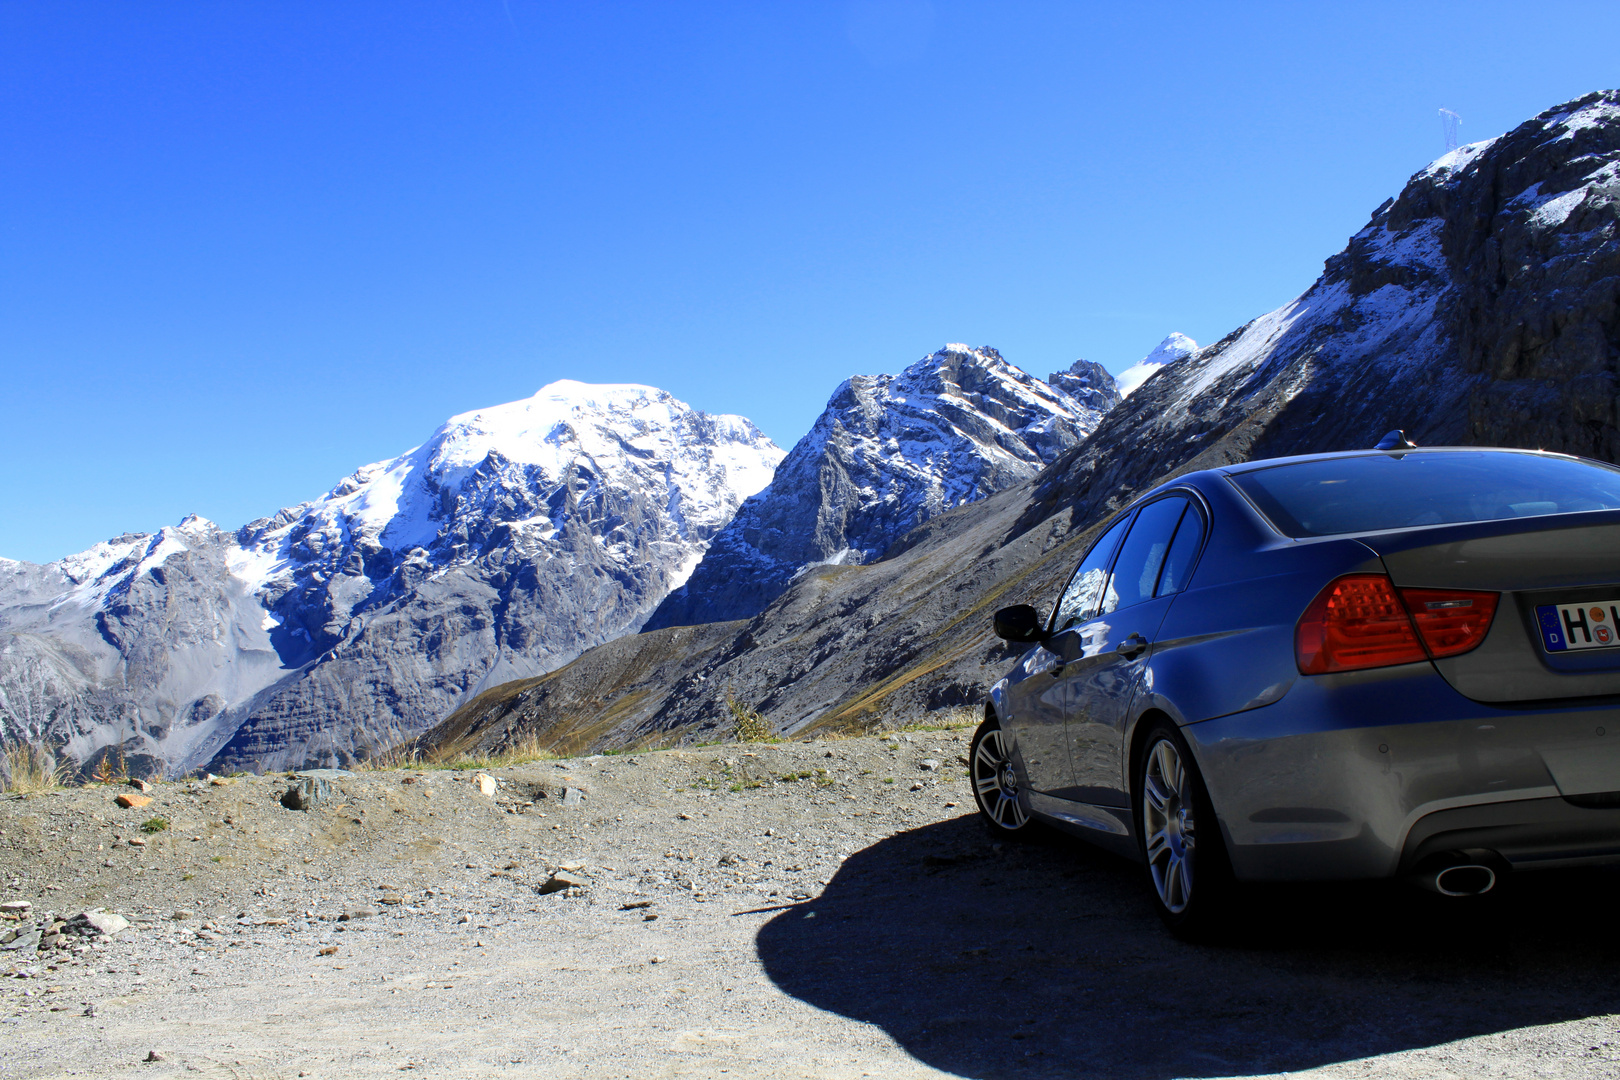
[0,382,783,776]
[1113,333,1198,398]
[1020,89,1620,534]
[644,345,1119,630]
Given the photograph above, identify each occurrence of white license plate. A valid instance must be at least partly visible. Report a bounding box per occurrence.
[1537,601,1620,652]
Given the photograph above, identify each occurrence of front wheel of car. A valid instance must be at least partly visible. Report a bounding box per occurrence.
[970,716,1032,837]
[1135,719,1235,940]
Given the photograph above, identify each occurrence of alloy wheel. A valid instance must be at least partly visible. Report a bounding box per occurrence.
[1142,737,1196,913]
[972,726,1029,831]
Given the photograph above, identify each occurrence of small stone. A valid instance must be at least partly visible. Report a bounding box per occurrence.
[910,781,925,791]
[378,897,402,906]
[677,813,692,820]
[472,774,498,798]
[643,913,659,922]
[457,914,470,924]
[920,759,941,771]
[2,929,40,952]
[560,787,584,807]
[649,955,667,964]
[129,779,153,793]
[317,946,338,956]
[945,801,959,808]
[74,911,130,937]
[83,1004,97,1017]
[144,1051,164,1062]
[538,871,587,895]
[620,900,653,910]
[115,794,153,809]
[337,910,374,922]
[0,901,30,912]
[717,853,739,867]
[128,837,147,847]
[281,777,331,811]
[171,910,193,921]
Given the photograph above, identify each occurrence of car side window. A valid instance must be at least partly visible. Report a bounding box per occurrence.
[1100,497,1189,615]
[1051,515,1132,632]
[1154,503,1205,597]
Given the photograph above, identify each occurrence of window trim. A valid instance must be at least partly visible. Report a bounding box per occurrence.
[1048,510,1136,634]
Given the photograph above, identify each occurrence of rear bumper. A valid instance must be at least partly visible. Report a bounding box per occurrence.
[1183,664,1620,881]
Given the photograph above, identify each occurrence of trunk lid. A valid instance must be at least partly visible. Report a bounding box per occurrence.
[1359,510,1620,703]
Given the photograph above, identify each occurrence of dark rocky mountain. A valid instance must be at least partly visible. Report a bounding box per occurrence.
[644,345,1118,631]
[421,90,1620,760]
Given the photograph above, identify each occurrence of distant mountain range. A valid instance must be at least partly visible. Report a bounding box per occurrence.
[1,349,1122,777]
[0,383,784,775]
[419,89,1620,761]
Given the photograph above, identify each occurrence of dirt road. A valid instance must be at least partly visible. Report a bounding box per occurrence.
[3,733,1619,1078]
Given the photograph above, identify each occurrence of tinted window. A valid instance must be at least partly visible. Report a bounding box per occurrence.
[1102,497,1189,615]
[1051,515,1131,631]
[1155,504,1204,597]
[1230,451,1620,538]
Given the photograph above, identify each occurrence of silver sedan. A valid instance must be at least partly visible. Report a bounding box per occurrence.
[974,443,1620,936]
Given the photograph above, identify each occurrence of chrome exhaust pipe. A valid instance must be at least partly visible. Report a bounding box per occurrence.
[1410,850,1504,896]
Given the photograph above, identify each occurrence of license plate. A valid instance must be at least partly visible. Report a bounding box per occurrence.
[1537,601,1620,652]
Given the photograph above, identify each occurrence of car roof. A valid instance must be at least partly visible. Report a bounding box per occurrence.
[1209,445,1582,477]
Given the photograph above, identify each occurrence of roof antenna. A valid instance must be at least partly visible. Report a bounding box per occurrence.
[1375,429,1418,451]
[1439,108,1461,152]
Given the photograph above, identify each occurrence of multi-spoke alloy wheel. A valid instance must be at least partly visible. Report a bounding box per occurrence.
[1142,736,1196,914]
[971,720,1029,833]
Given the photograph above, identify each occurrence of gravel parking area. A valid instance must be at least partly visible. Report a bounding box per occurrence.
[3,732,1619,1079]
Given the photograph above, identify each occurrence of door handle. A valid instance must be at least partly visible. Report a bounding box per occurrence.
[1116,633,1149,660]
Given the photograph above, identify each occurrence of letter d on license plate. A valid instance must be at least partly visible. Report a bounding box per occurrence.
[1538,601,1620,652]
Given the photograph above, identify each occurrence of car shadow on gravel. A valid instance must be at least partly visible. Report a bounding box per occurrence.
[756,815,1620,1079]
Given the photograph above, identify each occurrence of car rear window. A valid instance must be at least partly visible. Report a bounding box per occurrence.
[1229,451,1620,538]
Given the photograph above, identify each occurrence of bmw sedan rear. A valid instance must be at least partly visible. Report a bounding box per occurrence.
[975,446,1620,935]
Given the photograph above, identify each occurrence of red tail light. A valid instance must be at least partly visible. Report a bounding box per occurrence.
[1296,574,1426,674]
[1296,574,1499,674]
[1399,587,1500,658]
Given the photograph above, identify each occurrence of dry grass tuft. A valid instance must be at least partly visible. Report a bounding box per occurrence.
[2,743,68,794]
[726,686,776,743]
[433,731,558,771]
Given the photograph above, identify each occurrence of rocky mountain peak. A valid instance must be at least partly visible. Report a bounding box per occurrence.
[643,344,1118,631]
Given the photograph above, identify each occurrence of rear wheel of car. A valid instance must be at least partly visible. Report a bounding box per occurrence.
[970,716,1032,837]
[1135,719,1234,939]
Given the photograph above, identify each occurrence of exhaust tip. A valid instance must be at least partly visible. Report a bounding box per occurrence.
[1433,863,1496,896]
[1410,849,1505,897]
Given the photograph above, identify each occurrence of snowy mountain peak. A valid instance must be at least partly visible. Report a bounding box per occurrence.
[2,380,786,777]
[645,344,1118,631]
[1115,333,1199,398]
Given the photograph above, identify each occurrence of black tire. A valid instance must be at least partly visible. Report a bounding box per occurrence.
[1133,718,1235,940]
[970,716,1034,838]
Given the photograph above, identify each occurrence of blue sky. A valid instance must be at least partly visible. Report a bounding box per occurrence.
[3,1,1617,563]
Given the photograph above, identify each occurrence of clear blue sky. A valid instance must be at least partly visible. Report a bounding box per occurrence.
[3,2,1616,563]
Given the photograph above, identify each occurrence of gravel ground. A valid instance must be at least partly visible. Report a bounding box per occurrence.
[3,731,1620,1079]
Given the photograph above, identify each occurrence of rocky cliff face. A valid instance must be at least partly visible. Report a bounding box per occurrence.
[0,382,783,777]
[421,90,1620,760]
[644,345,1118,630]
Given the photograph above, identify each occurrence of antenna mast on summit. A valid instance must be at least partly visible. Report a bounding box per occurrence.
[1439,108,1461,152]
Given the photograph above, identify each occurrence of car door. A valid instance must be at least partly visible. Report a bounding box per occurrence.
[1065,496,1203,805]
[1004,513,1132,794]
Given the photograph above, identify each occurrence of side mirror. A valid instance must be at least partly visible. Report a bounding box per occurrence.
[993,604,1048,643]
